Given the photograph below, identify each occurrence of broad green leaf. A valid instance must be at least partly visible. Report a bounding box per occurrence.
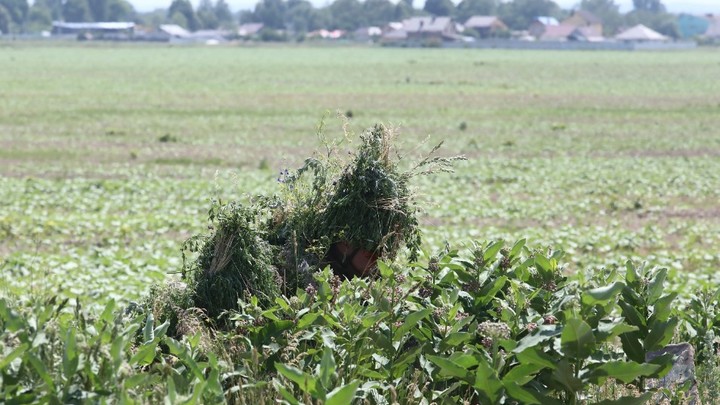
[426,355,471,381]
[257,320,294,345]
[0,299,24,332]
[597,319,639,340]
[620,332,646,363]
[165,338,203,379]
[297,312,320,329]
[378,261,393,278]
[504,382,553,405]
[582,282,625,307]
[649,293,677,324]
[478,276,508,306]
[130,341,158,366]
[552,359,583,393]
[516,346,557,370]
[26,353,55,391]
[646,353,674,378]
[646,268,667,305]
[513,325,562,353]
[325,381,360,405]
[644,318,679,351]
[63,329,79,380]
[534,255,553,278]
[502,363,546,385]
[143,312,154,344]
[276,384,300,405]
[439,332,473,349]
[618,301,647,332]
[319,347,336,388]
[509,239,526,259]
[448,352,479,369]
[392,344,422,375]
[473,357,503,404]
[166,375,177,405]
[100,299,116,323]
[0,342,29,370]
[275,362,317,394]
[588,360,661,384]
[483,240,504,263]
[394,308,432,338]
[561,318,596,360]
[625,261,639,287]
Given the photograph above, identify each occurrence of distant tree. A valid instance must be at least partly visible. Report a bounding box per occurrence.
[34,0,62,20]
[626,0,677,37]
[328,0,364,30]
[455,0,498,22]
[363,0,395,27]
[632,0,665,13]
[0,0,28,29]
[499,0,560,30]
[26,3,52,31]
[170,11,188,28]
[625,9,678,38]
[87,0,107,21]
[423,0,455,17]
[136,8,166,27]
[579,0,621,35]
[168,0,198,31]
[238,9,254,24]
[214,0,234,27]
[285,0,327,33]
[252,0,286,29]
[106,0,134,21]
[0,5,10,33]
[63,0,91,22]
[393,1,413,21]
[197,0,218,29]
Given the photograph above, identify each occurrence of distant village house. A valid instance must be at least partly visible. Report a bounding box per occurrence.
[52,21,135,37]
[464,16,507,38]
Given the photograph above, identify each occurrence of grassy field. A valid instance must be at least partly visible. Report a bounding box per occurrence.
[1,45,720,308]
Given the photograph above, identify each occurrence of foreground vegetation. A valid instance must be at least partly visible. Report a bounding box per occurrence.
[1,46,720,402]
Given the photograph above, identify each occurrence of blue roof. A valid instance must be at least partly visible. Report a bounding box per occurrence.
[535,17,559,26]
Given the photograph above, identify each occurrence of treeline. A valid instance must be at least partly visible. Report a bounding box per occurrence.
[0,0,680,38]
[0,0,234,34]
[0,0,135,33]
[239,0,680,38]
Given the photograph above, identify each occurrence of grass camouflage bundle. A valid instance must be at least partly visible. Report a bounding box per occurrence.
[272,122,462,281]
[184,202,280,321]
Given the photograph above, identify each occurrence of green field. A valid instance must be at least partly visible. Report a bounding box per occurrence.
[3,44,720,403]
[2,45,719,307]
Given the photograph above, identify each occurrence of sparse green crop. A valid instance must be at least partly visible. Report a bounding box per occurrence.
[1,45,720,403]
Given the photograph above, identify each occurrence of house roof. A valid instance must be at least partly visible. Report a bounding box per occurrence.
[382,29,408,40]
[191,30,230,39]
[573,10,602,25]
[53,21,135,30]
[355,26,383,37]
[238,23,264,36]
[706,21,720,38]
[540,24,576,40]
[159,24,190,37]
[465,16,503,29]
[403,17,452,33]
[534,17,559,26]
[387,22,404,31]
[616,24,668,41]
